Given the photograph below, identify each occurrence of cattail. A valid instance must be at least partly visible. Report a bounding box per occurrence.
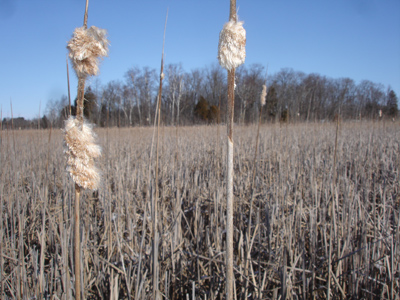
[65,5,108,299]
[67,26,109,78]
[64,116,101,190]
[64,24,108,190]
[260,84,267,106]
[218,20,246,71]
[218,1,244,299]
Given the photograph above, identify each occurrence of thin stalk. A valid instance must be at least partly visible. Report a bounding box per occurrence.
[0,179,3,299]
[0,105,2,297]
[73,1,89,299]
[245,102,264,299]
[10,99,16,156]
[0,105,2,146]
[39,188,46,299]
[226,68,235,300]
[113,219,131,300]
[76,78,86,124]
[38,101,41,129]
[226,2,237,299]
[327,214,333,300]
[217,92,221,180]
[67,55,72,116]
[0,106,2,299]
[74,184,81,300]
[153,10,168,300]
[332,113,340,185]
[83,0,89,28]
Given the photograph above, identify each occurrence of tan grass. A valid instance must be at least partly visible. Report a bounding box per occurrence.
[0,122,399,299]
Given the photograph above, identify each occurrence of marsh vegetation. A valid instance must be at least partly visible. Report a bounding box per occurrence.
[0,121,399,299]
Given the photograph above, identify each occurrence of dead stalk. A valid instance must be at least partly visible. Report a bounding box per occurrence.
[245,81,266,298]
[220,1,245,298]
[226,68,235,300]
[73,1,88,299]
[66,55,72,116]
[74,184,81,300]
[153,10,168,300]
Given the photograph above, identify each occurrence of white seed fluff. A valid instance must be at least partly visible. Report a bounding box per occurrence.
[218,20,246,71]
[64,116,101,190]
[67,26,109,78]
[260,84,267,106]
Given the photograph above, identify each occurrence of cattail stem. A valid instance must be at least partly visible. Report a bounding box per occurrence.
[230,0,237,21]
[38,101,41,129]
[333,112,339,185]
[153,10,167,300]
[66,55,72,116]
[74,2,89,299]
[83,0,89,29]
[65,0,106,291]
[226,1,237,299]
[74,184,81,300]
[218,0,245,297]
[226,68,235,300]
[76,77,86,123]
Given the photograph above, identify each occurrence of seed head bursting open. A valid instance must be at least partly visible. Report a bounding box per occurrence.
[67,26,109,78]
[218,20,246,71]
[64,117,101,190]
[260,84,267,106]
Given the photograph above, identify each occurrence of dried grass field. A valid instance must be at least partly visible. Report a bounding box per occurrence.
[0,121,399,299]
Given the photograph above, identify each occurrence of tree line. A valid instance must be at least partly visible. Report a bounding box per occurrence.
[2,63,398,129]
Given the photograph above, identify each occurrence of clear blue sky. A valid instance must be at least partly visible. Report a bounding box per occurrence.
[1,0,399,119]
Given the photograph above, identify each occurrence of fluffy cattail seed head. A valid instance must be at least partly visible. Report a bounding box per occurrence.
[260,84,267,106]
[67,26,109,78]
[64,116,101,190]
[218,20,246,71]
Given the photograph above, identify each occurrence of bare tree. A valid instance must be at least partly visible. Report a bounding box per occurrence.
[45,95,69,127]
[356,80,386,119]
[125,67,142,126]
[102,80,123,127]
[165,63,184,125]
[236,64,265,124]
[88,78,104,126]
[204,63,226,121]
[179,68,205,124]
[139,67,157,125]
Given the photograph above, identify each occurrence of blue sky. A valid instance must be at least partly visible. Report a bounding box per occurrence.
[1,0,399,119]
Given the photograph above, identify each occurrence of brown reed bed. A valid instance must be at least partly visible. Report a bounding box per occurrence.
[0,121,399,299]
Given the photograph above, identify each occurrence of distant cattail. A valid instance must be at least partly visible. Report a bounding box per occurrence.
[67,26,109,78]
[218,20,246,71]
[64,116,101,190]
[260,84,267,107]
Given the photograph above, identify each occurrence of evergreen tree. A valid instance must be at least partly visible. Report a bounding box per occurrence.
[194,96,209,121]
[74,87,97,121]
[208,105,220,123]
[266,86,278,120]
[386,89,398,117]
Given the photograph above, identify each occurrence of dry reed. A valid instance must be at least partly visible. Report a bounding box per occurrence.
[1,122,398,299]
